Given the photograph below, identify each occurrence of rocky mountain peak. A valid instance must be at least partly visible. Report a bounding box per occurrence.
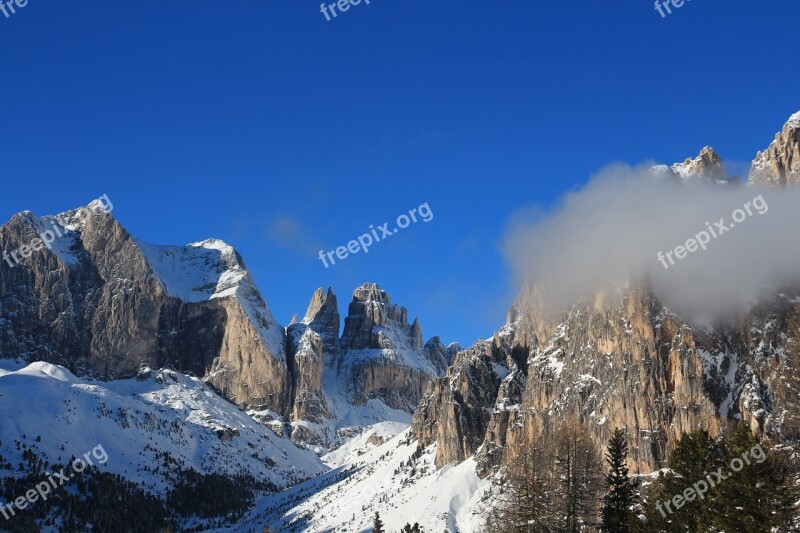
[410,317,423,349]
[332,283,450,411]
[669,146,726,180]
[749,111,800,187]
[295,286,340,356]
[0,202,292,414]
[341,283,412,351]
[351,282,391,305]
[303,286,338,324]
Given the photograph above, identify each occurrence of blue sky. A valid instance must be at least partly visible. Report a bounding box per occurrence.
[1,1,798,345]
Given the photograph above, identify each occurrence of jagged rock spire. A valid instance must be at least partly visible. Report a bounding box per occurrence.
[749,111,800,187]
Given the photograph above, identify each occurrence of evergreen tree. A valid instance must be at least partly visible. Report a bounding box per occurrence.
[714,421,796,532]
[486,435,555,532]
[553,422,603,532]
[372,511,385,533]
[600,428,637,532]
[400,523,422,533]
[642,429,722,532]
[642,425,797,532]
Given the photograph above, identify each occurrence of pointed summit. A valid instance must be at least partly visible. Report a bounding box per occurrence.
[303,286,339,325]
[286,287,336,428]
[296,286,340,355]
[337,283,450,410]
[342,283,409,351]
[351,282,391,305]
[669,146,726,181]
[749,111,800,187]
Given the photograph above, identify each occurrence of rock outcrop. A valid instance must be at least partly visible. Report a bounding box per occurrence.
[414,283,723,473]
[0,203,291,414]
[749,111,800,187]
[284,283,453,448]
[287,287,338,427]
[412,114,800,475]
[336,283,444,411]
[670,146,726,181]
[651,146,726,181]
[412,337,518,468]
[422,337,461,372]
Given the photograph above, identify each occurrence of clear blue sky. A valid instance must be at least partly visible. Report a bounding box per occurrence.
[1,1,798,346]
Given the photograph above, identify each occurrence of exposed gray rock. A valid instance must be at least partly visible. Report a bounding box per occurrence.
[412,339,508,468]
[0,204,291,414]
[337,283,442,411]
[423,337,462,373]
[287,287,338,427]
[413,276,800,477]
[749,111,800,187]
[651,147,726,181]
[670,146,726,181]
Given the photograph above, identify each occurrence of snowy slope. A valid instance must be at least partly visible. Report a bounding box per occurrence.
[229,425,492,533]
[137,237,287,358]
[343,318,438,375]
[0,360,326,497]
[279,352,414,456]
[136,239,246,302]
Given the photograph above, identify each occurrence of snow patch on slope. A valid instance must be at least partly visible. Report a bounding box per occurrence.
[0,361,326,495]
[137,239,245,302]
[138,238,286,358]
[286,357,413,455]
[237,427,490,533]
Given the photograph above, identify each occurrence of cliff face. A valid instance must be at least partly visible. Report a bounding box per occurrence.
[696,290,800,440]
[335,283,446,411]
[287,287,338,429]
[0,201,449,451]
[414,284,722,472]
[1,205,163,376]
[413,282,800,474]
[749,112,800,187]
[411,336,522,468]
[0,203,291,414]
[667,146,726,181]
[413,113,800,474]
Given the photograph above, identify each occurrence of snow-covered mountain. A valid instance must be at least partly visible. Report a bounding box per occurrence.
[242,111,800,533]
[651,146,727,182]
[243,424,491,533]
[0,203,456,530]
[0,359,324,490]
[283,283,460,451]
[0,203,292,416]
[749,111,800,187]
[2,111,800,532]
[0,358,325,530]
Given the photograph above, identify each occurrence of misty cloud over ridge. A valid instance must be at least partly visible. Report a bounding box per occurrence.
[503,164,800,321]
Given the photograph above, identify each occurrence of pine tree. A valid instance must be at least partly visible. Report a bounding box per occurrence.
[714,421,797,532]
[600,429,637,532]
[372,511,385,533]
[642,429,722,532]
[486,434,555,532]
[553,422,603,532]
[641,425,798,532]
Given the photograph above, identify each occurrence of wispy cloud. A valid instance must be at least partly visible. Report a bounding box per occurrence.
[263,215,322,256]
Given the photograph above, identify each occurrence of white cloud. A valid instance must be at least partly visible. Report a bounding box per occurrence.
[503,163,800,321]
